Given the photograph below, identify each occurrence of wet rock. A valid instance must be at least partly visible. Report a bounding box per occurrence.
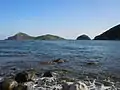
[39,58,67,65]
[43,71,53,77]
[62,82,73,90]
[1,79,18,90]
[70,81,89,90]
[102,80,114,86]
[15,70,36,83]
[13,84,27,90]
[53,58,67,64]
[86,61,99,66]
[15,72,29,83]
[62,81,88,90]
[39,61,55,65]
[24,81,35,90]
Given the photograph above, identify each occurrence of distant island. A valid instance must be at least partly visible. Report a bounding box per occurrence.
[6,32,65,40]
[76,34,91,40]
[5,24,120,41]
[94,24,120,40]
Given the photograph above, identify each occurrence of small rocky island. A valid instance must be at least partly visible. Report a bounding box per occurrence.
[94,24,120,40]
[76,35,91,40]
[6,32,65,40]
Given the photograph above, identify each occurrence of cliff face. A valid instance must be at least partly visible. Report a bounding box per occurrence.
[94,24,120,40]
[6,33,65,40]
[76,35,91,40]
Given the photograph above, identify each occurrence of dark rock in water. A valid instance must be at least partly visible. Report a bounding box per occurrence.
[86,61,99,66]
[43,71,53,77]
[39,61,54,65]
[15,72,28,83]
[1,79,18,90]
[76,34,91,40]
[13,84,27,90]
[39,58,67,65]
[53,58,67,64]
[94,24,120,40]
[15,70,36,83]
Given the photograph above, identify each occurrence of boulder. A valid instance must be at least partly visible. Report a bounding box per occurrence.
[15,70,36,83]
[1,79,18,90]
[62,82,73,90]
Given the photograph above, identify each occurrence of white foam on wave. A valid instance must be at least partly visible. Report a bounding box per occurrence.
[23,76,118,90]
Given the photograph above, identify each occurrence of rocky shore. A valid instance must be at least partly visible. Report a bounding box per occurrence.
[0,67,119,90]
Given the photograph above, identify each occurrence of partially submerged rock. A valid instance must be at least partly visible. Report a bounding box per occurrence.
[53,58,67,64]
[86,61,99,66]
[39,61,54,65]
[15,70,36,83]
[42,71,53,77]
[39,58,67,65]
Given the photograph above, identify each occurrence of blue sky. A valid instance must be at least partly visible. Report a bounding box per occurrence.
[0,0,120,39]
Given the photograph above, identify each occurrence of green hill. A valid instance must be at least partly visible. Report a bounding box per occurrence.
[35,34,65,40]
[6,32,65,40]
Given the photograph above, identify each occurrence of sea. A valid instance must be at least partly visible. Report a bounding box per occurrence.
[0,40,120,84]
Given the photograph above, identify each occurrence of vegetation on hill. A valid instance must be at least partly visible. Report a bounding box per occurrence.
[6,32,65,40]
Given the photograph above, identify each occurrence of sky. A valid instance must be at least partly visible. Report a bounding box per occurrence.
[0,0,120,40]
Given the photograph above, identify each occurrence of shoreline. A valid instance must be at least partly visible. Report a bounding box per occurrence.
[0,67,120,90]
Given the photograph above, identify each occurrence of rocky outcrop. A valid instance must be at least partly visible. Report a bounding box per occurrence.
[0,69,117,90]
[94,24,120,40]
[6,32,65,40]
[76,35,91,40]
